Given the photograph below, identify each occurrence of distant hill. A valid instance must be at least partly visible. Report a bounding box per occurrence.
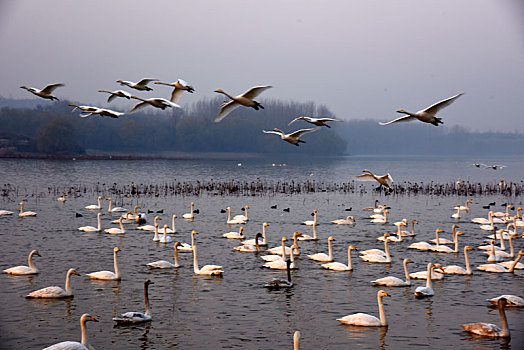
[0,96,46,109]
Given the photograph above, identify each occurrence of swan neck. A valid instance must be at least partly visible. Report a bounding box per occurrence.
[508,253,523,272]
[312,225,317,239]
[498,301,510,337]
[328,239,333,260]
[384,238,391,262]
[65,270,73,294]
[28,251,37,271]
[192,245,199,273]
[426,264,433,289]
[454,233,459,253]
[113,250,120,279]
[411,221,416,234]
[172,216,176,231]
[261,225,267,244]
[377,294,387,326]
[173,245,179,266]
[435,231,440,246]
[144,283,151,316]
[97,214,102,230]
[153,226,159,240]
[80,316,90,346]
[119,220,124,232]
[281,239,287,260]
[220,90,235,100]
[403,260,410,283]
[508,236,514,257]
[107,199,112,212]
[464,248,471,274]
[347,247,353,270]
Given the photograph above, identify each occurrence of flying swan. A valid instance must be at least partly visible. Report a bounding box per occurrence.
[214,85,272,122]
[262,128,318,146]
[20,83,64,100]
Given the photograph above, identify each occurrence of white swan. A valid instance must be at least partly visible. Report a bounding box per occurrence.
[159,225,173,244]
[380,93,463,126]
[192,231,223,276]
[409,229,444,251]
[158,215,177,234]
[430,225,458,244]
[152,223,161,242]
[148,242,181,268]
[263,245,298,269]
[177,230,197,252]
[414,263,440,297]
[18,202,37,217]
[262,128,318,146]
[98,89,132,102]
[484,234,514,259]
[129,95,181,113]
[117,78,157,91]
[361,234,389,256]
[302,209,318,226]
[222,226,245,239]
[26,268,80,298]
[124,205,146,222]
[410,263,444,280]
[288,116,342,128]
[460,297,511,337]
[234,233,262,252]
[308,236,335,262]
[361,236,391,263]
[154,79,194,102]
[337,290,390,326]
[430,231,463,253]
[441,246,473,275]
[297,225,317,241]
[454,200,472,212]
[214,85,272,122]
[77,106,125,119]
[487,295,524,307]
[85,196,102,210]
[322,246,356,271]
[86,247,121,281]
[242,223,269,245]
[267,232,301,256]
[3,250,41,275]
[20,83,64,100]
[43,313,98,350]
[486,240,504,262]
[104,217,125,234]
[363,200,380,211]
[113,280,153,324]
[400,219,418,236]
[356,170,394,190]
[451,207,461,219]
[106,197,128,213]
[78,212,104,232]
[371,259,414,286]
[233,205,249,221]
[137,216,161,231]
[370,210,389,224]
[225,206,245,224]
[0,209,14,215]
[183,202,195,220]
[378,223,405,242]
[477,251,524,273]
[57,192,66,202]
[331,215,356,225]
[262,237,288,262]
[472,211,493,225]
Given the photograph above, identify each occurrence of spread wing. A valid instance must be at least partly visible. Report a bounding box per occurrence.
[107,94,117,103]
[355,173,376,181]
[317,117,342,122]
[288,128,318,138]
[170,88,184,103]
[214,101,240,122]
[137,78,158,86]
[379,115,417,125]
[241,85,272,100]
[41,83,65,94]
[422,93,464,115]
[262,130,282,136]
[288,117,302,126]
[80,112,95,118]
[384,173,394,183]
[129,101,149,113]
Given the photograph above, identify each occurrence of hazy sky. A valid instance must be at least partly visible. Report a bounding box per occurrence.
[1,0,523,132]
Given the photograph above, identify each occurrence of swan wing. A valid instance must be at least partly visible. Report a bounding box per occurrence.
[371,276,405,286]
[337,313,382,326]
[86,271,116,280]
[460,322,501,336]
[170,88,184,103]
[262,129,282,136]
[27,286,68,298]
[317,117,342,122]
[240,85,272,99]
[113,312,151,324]
[288,117,302,126]
[147,260,175,269]
[40,83,64,94]
[129,101,149,113]
[322,262,349,271]
[215,100,240,122]
[379,115,417,125]
[422,93,463,115]
[355,173,377,181]
[288,128,318,138]
[136,78,157,86]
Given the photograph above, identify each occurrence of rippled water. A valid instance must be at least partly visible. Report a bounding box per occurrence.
[0,156,523,349]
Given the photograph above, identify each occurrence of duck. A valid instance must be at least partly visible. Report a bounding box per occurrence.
[78,212,104,232]
[371,258,414,286]
[154,79,194,102]
[113,280,154,324]
[18,202,37,217]
[337,290,390,326]
[42,313,98,350]
[308,237,335,262]
[214,85,272,122]
[148,242,181,268]
[460,297,511,337]
[262,128,318,146]
[322,246,356,271]
[26,268,80,298]
[3,250,41,275]
[356,170,394,190]
[20,83,64,100]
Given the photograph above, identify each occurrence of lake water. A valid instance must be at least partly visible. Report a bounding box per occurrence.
[0,155,523,349]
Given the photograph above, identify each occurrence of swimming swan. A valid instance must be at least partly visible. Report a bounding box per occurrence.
[234,233,262,252]
[159,225,173,244]
[477,251,524,273]
[371,258,414,286]
[460,297,511,337]
[222,226,245,239]
[322,246,356,271]
[18,202,37,217]
[441,246,473,275]
[26,268,80,298]
[104,217,125,234]
[233,205,249,221]
[148,242,181,269]
[308,236,335,262]
[113,280,153,324]
[361,235,391,263]
[85,196,102,210]
[42,313,98,350]
[137,216,162,231]
[331,215,356,225]
[78,212,104,232]
[183,202,195,220]
[242,223,269,246]
[106,197,128,213]
[337,290,390,326]
[3,250,41,275]
[264,259,294,289]
[192,231,223,276]
[225,206,245,224]
[414,263,440,297]
[86,247,121,281]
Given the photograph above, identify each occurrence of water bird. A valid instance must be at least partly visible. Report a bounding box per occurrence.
[234,233,262,252]
[414,263,440,297]
[460,297,511,337]
[154,79,194,102]
[288,116,342,128]
[233,205,249,221]
[20,83,64,100]
[337,290,390,326]
[183,202,195,220]
[331,215,356,225]
[148,242,181,268]
[113,280,153,324]
[441,246,473,275]
[85,196,102,210]
[214,85,272,122]
[75,213,83,217]
[105,217,125,234]
[129,96,181,113]
[308,236,335,262]
[264,259,293,289]
[302,209,318,226]
[117,78,157,91]
[356,170,394,190]
[222,226,245,239]
[322,245,356,271]
[361,235,391,263]
[241,223,269,246]
[225,207,246,224]
[69,103,99,113]
[106,197,128,213]
[3,250,41,275]
[263,245,298,269]
[262,128,318,146]
[98,89,132,102]
[137,216,162,232]
[192,231,223,276]
[380,93,463,126]
[18,202,37,217]
[158,215,177,234]
[57,192,66,202]
[0,209,14,215]
[86,247,121,280]
[283,207,290,212]
[159,225,173,244]
[488,295,524,307]
[42,313,98,350]
[78,212,104,232]
[372,259,414,287]
[270,205,277,209]
[477,251,524,273]
[26,268,80,298]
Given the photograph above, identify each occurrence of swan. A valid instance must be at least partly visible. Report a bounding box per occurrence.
[233,205,249,221]
[158,215,177,234]
[18,202,37,217]
[214,85,272,122]
[477,251,524,273]
[117,78,157,91]
[3,250,41,275]
[113,280,154,324]
[137,216,161,231]
[441,246,473,275]
[361,234,390,256]
[288,116,342,128]
[129,95,181,113]
[98,89,132,102]
[183,202,195,220]
[454,200,472,212]
[264,259,293,289]
[267,232,301,256]
[234,233,262,252]
[308,237,335,262]
[361,236,391,263]
[78,212,104,232]
[222,226,245,239]
[498,250,524,270]
[177,230,197,252]
[409,263,444,280]
[400,219,418,236]
[148,242,181,268]
[85,196,102,210]
[69,103,99,114]
[242,223,269,246]
[0,209,13,215]
[488,295,524,307]
[104,217,125,234]
[486,240,504,262]
[322,245,356,271]
[460,297,511,337]
[380,93,463,126]
[192,231,223,276]
[152,223,161,242]
[262,128,318,146]
[493,205,513,218]
[20,83,64,100]
[337,290,390,326]
[378,223,405,242]
[371,258,414,286]
[302,209,318,226]
[106,197,128,213]
[154,79,194,102]
[451,207,461,219]
[159,225,173,244]
[77,106,125,118]
[124,205,146,222]
[370,210,389,224]
[86,247,121,281]
[485,234,514,259]
[363,200,380,211]
[43,313,98,350]
[430,225,458,244]
[225,206,245,224]
[262,237,288,262]
[414,263,441,297]
[430,231,463,253]
[57,192,66,202]
[488,223,517,240]
[356,170,394,190]
[26,268,80,298]
[297,225,317,241]
[409,229,443,251]
[472,211,493,225]
[331,215,356,225]
[263,245,298,269]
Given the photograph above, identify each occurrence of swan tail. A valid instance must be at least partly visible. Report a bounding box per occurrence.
[431,117,443,126]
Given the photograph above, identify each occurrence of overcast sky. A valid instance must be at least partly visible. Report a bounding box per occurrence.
[1,0,523,132]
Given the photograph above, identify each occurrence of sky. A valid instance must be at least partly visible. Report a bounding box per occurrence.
[0,0,523,133]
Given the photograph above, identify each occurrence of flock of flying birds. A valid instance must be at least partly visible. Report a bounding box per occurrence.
[20,80,465,146]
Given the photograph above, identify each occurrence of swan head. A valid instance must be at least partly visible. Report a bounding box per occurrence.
[293,232,302,239]
[433,264,444,273]
[174,242,180,248]
[412,220,418,224]
[465,246,473,251]
[239,227,244,233]
[263,222,269,227]
[106,198,111,200]
[18,202,23,205]
[173,215,177,218]
[114,247,121,253]
[397,109,406,114]
[456,231,464,236]
[405,259,414,264]
[32,250,42,257]
[328,236,335,241]
[97,196,102,200]
[436,229,444,234]
[377,290,390,298]
[145,279,154,287]
[69,269,81,277]
[191,230,198,236]
[214,89,224,93]
[163,224,169,229]
[155,223,159,228]
[81,314,99,323]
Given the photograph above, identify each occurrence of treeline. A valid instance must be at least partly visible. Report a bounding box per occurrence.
[0,98,347,155]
